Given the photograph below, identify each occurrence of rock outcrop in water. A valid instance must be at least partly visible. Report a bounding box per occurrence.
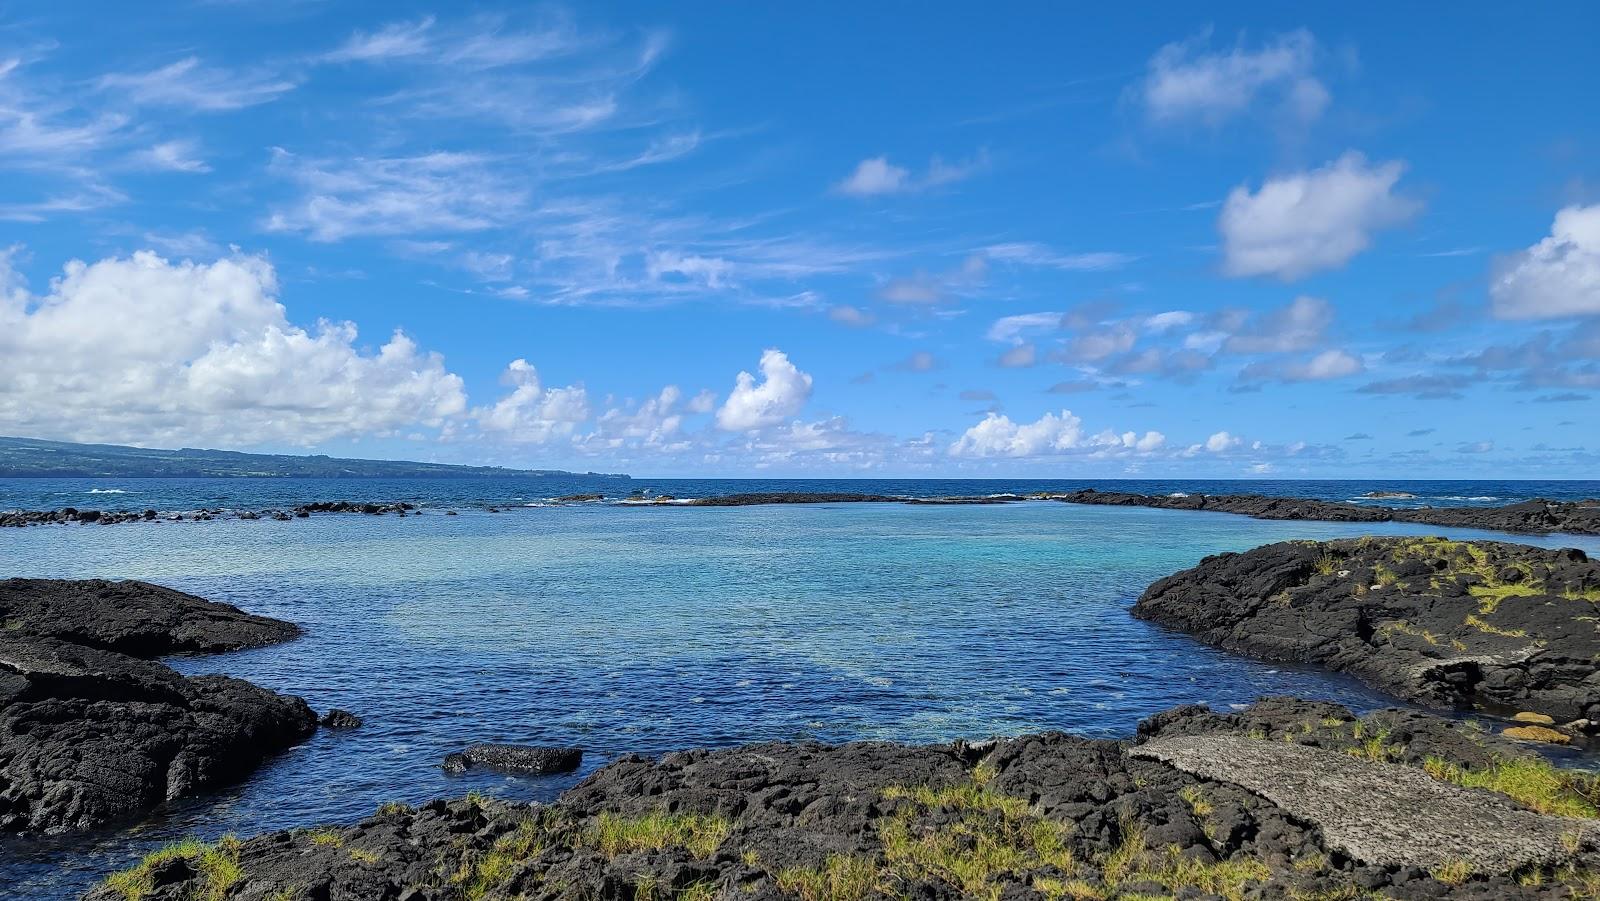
[1135,537,1600,728]
[0,501,419,528]
[0,580,317,833]
[84,698,1600,901]
[1054,489,1600,535]
[442,744,583,775]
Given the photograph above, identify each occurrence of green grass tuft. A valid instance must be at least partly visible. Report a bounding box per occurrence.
[586,811,732,859]
[1423,755,1600,818]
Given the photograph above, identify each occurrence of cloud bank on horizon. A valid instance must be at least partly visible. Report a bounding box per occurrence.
[0,5,1596,476]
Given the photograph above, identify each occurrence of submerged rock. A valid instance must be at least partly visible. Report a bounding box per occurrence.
[1134,537,1600,722]
[84,699,1600,901]
[0,579,315,834]
[443,744,583,775]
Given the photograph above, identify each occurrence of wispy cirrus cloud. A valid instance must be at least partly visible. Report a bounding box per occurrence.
[98,57,296,111]
[263,149,531,241]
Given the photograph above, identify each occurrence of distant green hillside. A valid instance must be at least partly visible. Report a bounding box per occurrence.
[0,436,629,479]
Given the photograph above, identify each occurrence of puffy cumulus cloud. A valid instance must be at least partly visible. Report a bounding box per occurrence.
[473,359,590,443]
[1220,153,1419,280]
[0,250,466,446]
[583,386,694,452]
[1141,29,1328,127]
[715,349,813,431]
[949,409,1164,459]
[1205,431,1243,453]
[1490,204,1600,319]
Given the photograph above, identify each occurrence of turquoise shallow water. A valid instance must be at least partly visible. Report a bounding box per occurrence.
[5,493,1600,898]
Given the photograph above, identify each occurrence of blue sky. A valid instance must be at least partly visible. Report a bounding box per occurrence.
[2,3,1598,477]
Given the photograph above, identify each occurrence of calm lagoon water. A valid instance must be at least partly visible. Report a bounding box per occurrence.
[4,478,1600,898]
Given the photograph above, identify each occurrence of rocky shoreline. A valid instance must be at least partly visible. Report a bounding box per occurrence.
[8,490,1600,538]
[0,500,421,527]
[10,529,1600,897]
[0,579,319,833]
[1136,537,1600,737]
[1052,489,1600,536]
[83,698,1600,901]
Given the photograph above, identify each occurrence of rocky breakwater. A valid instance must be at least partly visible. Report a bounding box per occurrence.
[85,698,1600,900]
[0,579,317,833]
[1054,489,1600,536]
[1136,537,1600,737]
[0,501,419,528]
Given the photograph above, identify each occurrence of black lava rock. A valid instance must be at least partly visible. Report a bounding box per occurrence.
[319,708,363,729]
[443,744,583,775]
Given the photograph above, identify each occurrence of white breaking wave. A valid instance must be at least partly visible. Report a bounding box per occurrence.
[87,488,128,494]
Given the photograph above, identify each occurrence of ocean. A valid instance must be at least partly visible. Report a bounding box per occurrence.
[3,477,1598,898]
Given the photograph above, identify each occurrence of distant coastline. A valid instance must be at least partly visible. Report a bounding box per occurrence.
[0,436,630,480]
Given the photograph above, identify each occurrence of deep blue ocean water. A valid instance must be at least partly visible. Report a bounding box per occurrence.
[3,477,1599,898]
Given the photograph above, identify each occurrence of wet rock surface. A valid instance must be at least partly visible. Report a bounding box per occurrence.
[83,699,1600,901]
[319,708,363,729]
[1134,537,1600,723]
[1055,488,1600,535]
[0,580,316,834]
[442,744,583,775]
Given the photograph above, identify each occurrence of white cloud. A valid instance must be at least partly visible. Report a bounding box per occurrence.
[322,16,439,63]
[950,409,1163,458]
[1143,310,1195,332]
[585,385,691,451]
[1220,152,1419,280]
[836,157,910,196]
[715,348,813,431]
[98,57,295,111]
[1286,348,1364,380]
[264,149,530,242]
[1239,348,1364,383]
[475,359,590,443]
[0,58,127,160]
[1141,29,1327,126]
[834,152,986,196]
[983,243,1136,271]
[877,254,987,306]
[1490,204,1600,319]
[132,139,211,173]
[986,311,1063,343]
[0,251,466,446]
[1205,431,1243,452]
[1223,296,1333,353]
